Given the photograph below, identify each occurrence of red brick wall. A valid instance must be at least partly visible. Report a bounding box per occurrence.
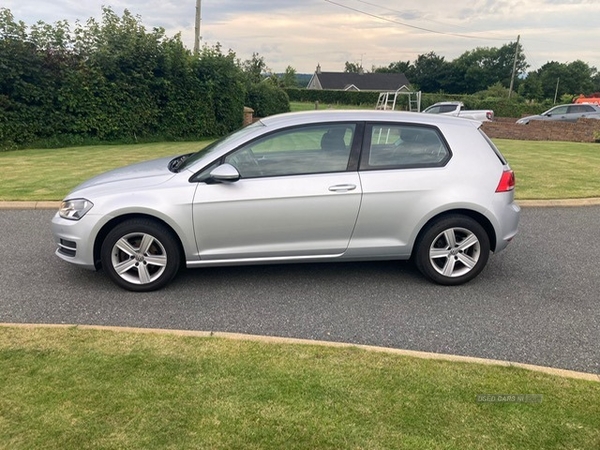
[481,118,600,143]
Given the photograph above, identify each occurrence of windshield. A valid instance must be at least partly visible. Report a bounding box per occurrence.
[177,121,265,171]
[422,105,438,113]
[543,105,567,116]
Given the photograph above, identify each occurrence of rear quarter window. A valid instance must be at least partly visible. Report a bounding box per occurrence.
[361,124,451,170]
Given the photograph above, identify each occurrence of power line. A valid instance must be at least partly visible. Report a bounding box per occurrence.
[323,0,510,41]
[354,0,507,37]
[353,0,598,51]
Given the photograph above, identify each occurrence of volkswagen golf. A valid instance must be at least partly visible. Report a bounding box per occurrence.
[52,110,520,291]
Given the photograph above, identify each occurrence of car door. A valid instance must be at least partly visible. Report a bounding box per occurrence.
[191,123,362,260]
[546,105,569,121]
[567,104,595,121]
[347,122,452,258]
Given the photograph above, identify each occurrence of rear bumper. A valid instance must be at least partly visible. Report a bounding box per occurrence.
[491,197,521,252]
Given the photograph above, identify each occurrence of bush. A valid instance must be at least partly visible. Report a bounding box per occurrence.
[0,8,247,150]
[285,88,379,106]
[246,83,290,117]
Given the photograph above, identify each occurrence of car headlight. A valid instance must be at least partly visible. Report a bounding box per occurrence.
[59,199,94,220]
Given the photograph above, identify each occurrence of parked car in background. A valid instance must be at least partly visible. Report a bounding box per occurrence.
[516,104,600,124]
[422,102,494,122]
[52,110,520,291]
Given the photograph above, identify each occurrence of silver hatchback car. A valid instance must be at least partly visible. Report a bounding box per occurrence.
[52,110,520,291]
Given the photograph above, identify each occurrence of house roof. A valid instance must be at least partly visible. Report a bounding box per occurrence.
[309,72,410,91]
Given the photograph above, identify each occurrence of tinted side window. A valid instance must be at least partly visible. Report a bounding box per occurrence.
[549,106,568,115]
[425,106,441,113]
[439,105,457,113]
[225,123,355,178]
[568,105,594,113]
[361,124,450,170]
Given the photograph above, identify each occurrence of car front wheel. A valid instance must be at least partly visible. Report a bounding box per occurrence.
[100,219,181,292]
[415,215,490,285]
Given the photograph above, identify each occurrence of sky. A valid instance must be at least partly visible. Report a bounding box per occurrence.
[3,0,600,74]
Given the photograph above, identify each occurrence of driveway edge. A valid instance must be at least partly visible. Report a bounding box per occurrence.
[517,197,600,207]
[0,201,59,210]
[2,323,598,383]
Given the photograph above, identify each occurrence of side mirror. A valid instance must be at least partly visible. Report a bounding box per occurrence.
[210,163,240,183]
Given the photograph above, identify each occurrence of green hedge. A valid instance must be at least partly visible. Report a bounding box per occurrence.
[0,8,247,150]
[285,88,379,106]
[285,89,553,118]
[246,83,290,117]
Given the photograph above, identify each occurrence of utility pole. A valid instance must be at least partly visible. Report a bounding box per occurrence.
[508,35,520,98]
[193,0,202,55]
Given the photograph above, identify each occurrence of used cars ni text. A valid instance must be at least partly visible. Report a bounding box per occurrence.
[51,110,520,291]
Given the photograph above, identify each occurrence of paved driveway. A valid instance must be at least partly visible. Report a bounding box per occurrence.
[0,207,598,374]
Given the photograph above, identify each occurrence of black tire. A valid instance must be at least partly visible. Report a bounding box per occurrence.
[100,219,181,292]
[415,215,490,286]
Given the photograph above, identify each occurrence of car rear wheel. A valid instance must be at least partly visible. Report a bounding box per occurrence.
[101,219,181,292]
[415,215,490,285]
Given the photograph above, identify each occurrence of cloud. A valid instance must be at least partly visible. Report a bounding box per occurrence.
[2,0,599,72]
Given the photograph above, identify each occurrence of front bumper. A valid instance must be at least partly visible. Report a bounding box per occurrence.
[51,212,103,270]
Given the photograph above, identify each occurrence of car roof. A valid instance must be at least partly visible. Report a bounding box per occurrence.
[553,103,600,107]
[259,109,481,129]
[429,101,464,106]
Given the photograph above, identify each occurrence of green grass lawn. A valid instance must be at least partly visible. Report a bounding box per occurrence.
[0,138,598,201]
[495,139,600,200]
[0,141,210,201]
[290,101,374,112]
[1,326,598,450]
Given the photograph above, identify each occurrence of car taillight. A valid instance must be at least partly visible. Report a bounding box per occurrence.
[486,111,494,121]
[496,169,515,192]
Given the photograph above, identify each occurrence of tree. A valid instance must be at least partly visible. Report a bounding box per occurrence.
[518,73,544,101]
[449,42,528,94]
[241,52,269,84]
[373,60,411,74]
[565,60,595,95]
[492,41,528,88]
[279,65,298,88]
[530,60,595,100]
[411,52,451,92]
[592,72,600,94]
[344,61,362,73]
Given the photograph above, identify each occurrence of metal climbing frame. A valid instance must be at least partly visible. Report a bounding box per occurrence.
[375,86,421,112]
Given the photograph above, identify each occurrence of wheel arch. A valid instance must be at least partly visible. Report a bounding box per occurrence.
[93,213,185,270]
[411,208,497,259]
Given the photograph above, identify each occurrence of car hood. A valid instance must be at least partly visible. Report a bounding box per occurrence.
[69,156,177,195]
